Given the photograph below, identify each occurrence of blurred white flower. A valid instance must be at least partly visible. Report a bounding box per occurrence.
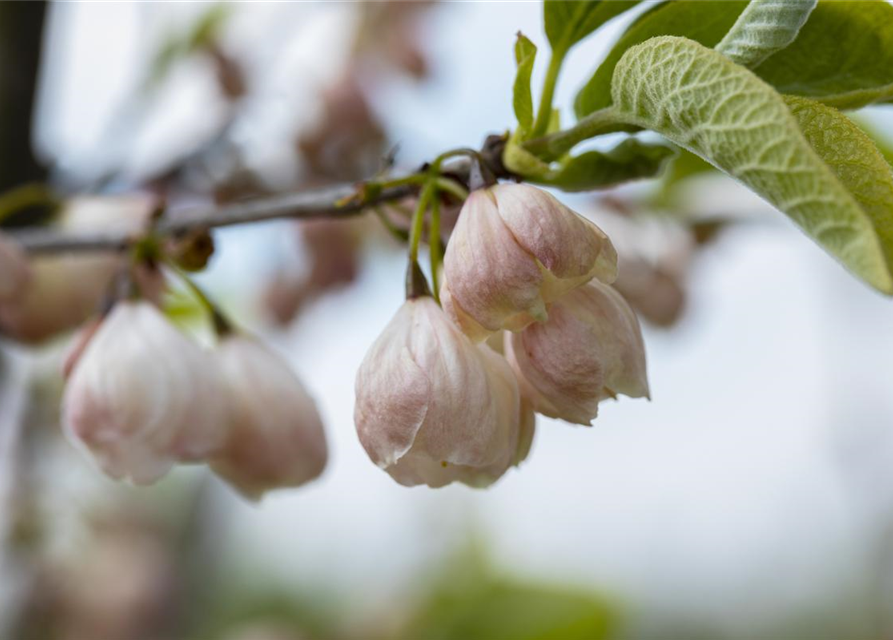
[355,296,527,488]
[210,335,328,500]
[62,300,227,484]
[0,194,156,344]
[441,184,617,341]
[506,280,649,425]
[0,232,30,303]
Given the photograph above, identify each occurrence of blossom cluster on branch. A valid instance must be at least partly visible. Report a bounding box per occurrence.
[355,183,648,488]
[0,177,648,494]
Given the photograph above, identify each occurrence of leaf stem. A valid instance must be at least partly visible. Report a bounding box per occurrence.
[432,148,480,169]
[429,192,442,303]
[372,205,409,242]
[531,48,567,138]
[409,181,435,266]
[524,106,633,161]
[169,263,233,337]
[435,177,469,202]
[405,180,436,299]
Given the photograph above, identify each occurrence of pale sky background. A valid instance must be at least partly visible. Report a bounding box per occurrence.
[10,2,893,639]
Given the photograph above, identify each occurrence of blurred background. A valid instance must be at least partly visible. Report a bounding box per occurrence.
[2,2,893,639]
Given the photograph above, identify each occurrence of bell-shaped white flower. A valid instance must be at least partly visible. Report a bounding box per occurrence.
[505,280,649,425]
[62,301,227,484]
[0,233,30,303]
[441,184,617,341]
[355,297,526,488]
[210,335,328,500]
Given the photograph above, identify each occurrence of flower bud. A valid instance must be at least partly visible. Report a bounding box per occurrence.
[210,336,328,500]
[505,281,649,426]
[441,184,617,340]
[355,297,524,488]
[0,233,30,303]
[62,301,227,484]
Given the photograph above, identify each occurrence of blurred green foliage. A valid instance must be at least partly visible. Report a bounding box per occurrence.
[393,545,621,640]
[148,4,231,89]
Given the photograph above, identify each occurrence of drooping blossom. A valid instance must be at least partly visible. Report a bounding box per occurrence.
[0,195,156,344]
[210,335,328,500]
[355,297,527,488]
[505,280,649,425]
[62,301,227,484]
[441,184,617,341]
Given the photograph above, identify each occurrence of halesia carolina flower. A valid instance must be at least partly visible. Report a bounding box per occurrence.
[0,232,30,304]
[210,335,328,500]
[62,301,227,484]
[505,280,649,426]
[441,183,617,341]
[0,194,156,344]
[355,297,527,488]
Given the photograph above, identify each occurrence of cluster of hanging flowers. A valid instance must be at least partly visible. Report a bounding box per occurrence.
[61,296,328,499]
[355,183,648,488]
[0,179,646,496]
[0,197,328,500]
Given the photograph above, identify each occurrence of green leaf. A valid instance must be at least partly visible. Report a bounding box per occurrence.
[576,0,893,118]
[652,149,717,206]
[148,4,231,88]
[755,0,893,109]
[401,572,618,640]
[574,1,747,118]
[784,95,893,285]
[610,36,893,293]
[530,139,675,192]
[852,118,893,168]
[716,0,817,68]
[513,33,538,136]
[544,0,641,53]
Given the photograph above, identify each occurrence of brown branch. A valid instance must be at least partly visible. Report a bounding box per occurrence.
[9,134,511,255]
[11,181,416,255]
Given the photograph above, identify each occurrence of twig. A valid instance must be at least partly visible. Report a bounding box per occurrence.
[11,181,416,255]
[9,135,511,256]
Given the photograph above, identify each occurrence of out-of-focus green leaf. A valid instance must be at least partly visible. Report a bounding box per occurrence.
[853,118,893,168]
[574,1,747,117]
[576,0,893,117]
[755,0,893,109]
[193,588,341,640]
[544,0,641,53]
[400,580,617,640]
[513,33,538,136]
[148,4,231,87]
[716,0,817,68]
[398,555,620,640]
[663,150,715,188]
[784,95,893,288]
[652,149,717,206]
[530,139,675,192]
[610,36,893,293]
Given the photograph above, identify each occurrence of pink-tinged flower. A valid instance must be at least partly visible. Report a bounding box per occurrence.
[210,336,328,500]
[0,255,121,344]
[0,195,156,344]
[0,233,30,303]
[505,281,649,426]
[354,297,526,488]
[62,301,227,484]
[441,184,617,341]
